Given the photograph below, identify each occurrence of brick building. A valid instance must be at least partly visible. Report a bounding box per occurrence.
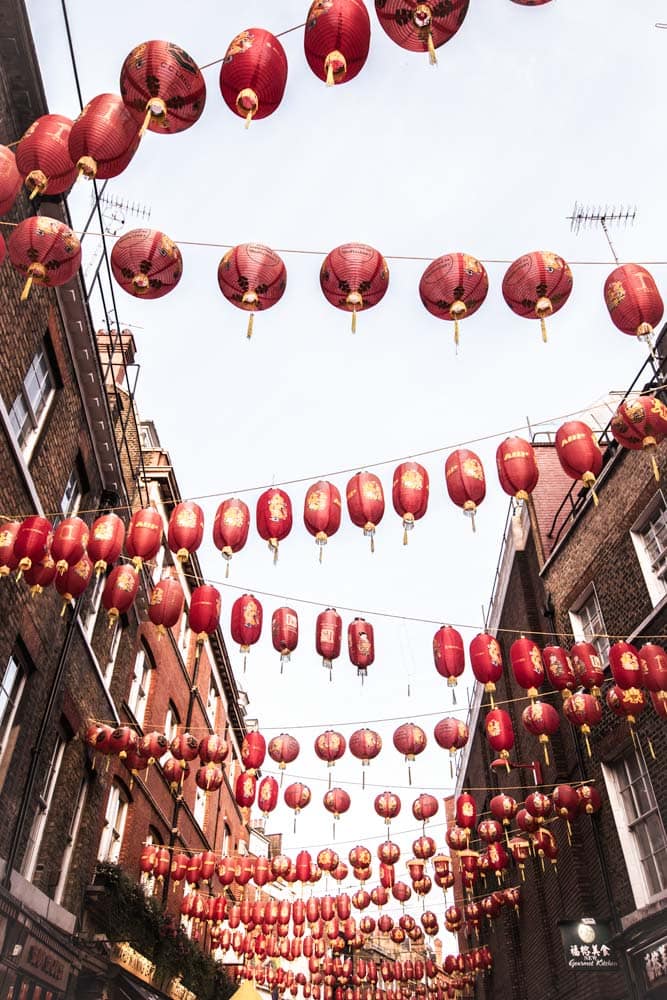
[455,335,667,999]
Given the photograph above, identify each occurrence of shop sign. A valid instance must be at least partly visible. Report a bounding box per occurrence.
[640,935,667,991]
[558,919,619,971]
[110,941,156,985]
[17,933,70,990]
[168,978,196,1000]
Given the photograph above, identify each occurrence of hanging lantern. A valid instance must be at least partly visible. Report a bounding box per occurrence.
[374,790,401,826]
[469,632,503,703]
[563,691,602,756]
[577,785,602,816]
[163,756,190,791]
[242,731,266,773]
[199,734,228,765]
[510,635,544,699]
[375,0,469,65]
[609,640,642,690]
[137,731,169,767]
[349,728,382,787]
[639,643,667,692]
[303,480,342,561]
[534,828,559,871]
[455,793,477,834]
[55,554,93,612]
[16,114,77,199]
[433,625,465,697]
[84,722,114,761]
[412,793,438,824]
[611,395,667,481]
[570,641,605,695]
[120,40,206,135]
[235,771,257,813]
[218,244,287,339]
[220,28,288,127]
[267,733,300,773]
[271,606,299,670]
[445,448,485,530]
[321,245,389,333]
[502,250,573,342]
[24,554,57,596]
[148,578,185,636]
[284,782,312,830]
[490,794,518,833]
[316,607,343,671]
[111,229,182,299]
[51,516,88,574]
[604,264,664,342]
[324,787,351,821]
[542,644,576,699]
[315,730,347,776]
[126,506,162,569]
[88,513,125,575]
[305,0,371,85]
[477,819,503,845]
[0,521,21,578]
[434,717,469,762]
[484,708,514,765]
[256,488,292,563]
[508,837,531,880]
[516,808,539,836]
[496,437,539,500]
[552,784,580,841]
[69,94,141,181]
[346,472,385,551]
[196,763,224,793]
[392,723,426,783]
[14,516,53,576]
[419,252,487,346]
[413,835,436,861]
[189,584,221,644]
[167,501,204,563]
[392,462,429,545]
[170,733,200,770]
[317,847,339,873]
[524,791,552,824]
[212,498,249,576]
[231,593,263,667]
[350,844,373,869]
[521,701,560,764]
[102,565,139,625]
[258,775,279,817]
[8,217,81,301]
[555,420,603,505]
[652,691,667,719]
[606,684,647,728]
[348,618,375,678]
[0,145,22,215]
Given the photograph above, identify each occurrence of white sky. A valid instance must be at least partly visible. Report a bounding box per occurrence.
[25,0,667,936]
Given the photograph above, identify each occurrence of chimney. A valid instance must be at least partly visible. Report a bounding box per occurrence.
[97,328,137,389]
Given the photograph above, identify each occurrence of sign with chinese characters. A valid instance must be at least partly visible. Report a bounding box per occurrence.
[17,933,71,990]
[640,935,667,991]
[559,919,619,971]
[110,942,156,985]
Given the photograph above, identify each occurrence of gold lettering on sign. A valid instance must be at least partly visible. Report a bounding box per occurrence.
[111,942,156,985]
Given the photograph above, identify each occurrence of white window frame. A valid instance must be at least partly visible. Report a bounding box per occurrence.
[178,602,190,655]
[602,749,667,908]
[98,781,129,864]
[0,654,27,764]
[194,785,206,829]
[60,464,83,517]
[127,646,152,726]
[151,544,166,586]
[83,572,105,641]
[53,774,88,904]
[165,702,180,743]
[22,734,66,881]
[568,583,610,668]
[206,683,219,728]
[104,621,123,686]
[630,491,667,608]
[7,343,56,462]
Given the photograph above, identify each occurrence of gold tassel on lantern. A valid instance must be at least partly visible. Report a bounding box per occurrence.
[351,309,357,334]
[536,297,553,344]
[427,31,437,66]
[246,313,255,339]
[20,275,34,302]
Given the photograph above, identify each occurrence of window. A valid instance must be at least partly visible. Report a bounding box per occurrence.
[127,645,152,727]
[83,572,105,641]
[104,622,123,686]
[178,602,190,654]
[59,463,83,516]
[22,732,67,881]
[151,544,166,586]
[53,774,89,905]
[165,702,180,743]
[7,342,56,459]
[0,653,27,762]
[631,492,667,607]
[141,827,162,896]
[98,780,130,863]
[603,749,667,907]
[206,683,219,728]
[569,584,610,667]
[194,786,206,829]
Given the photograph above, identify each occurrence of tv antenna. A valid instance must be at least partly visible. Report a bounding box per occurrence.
[83,191,151,284]
[567,202,636,263]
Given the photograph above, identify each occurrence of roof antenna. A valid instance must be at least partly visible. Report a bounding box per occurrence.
[567,202,636,264]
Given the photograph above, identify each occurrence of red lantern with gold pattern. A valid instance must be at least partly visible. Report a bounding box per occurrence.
[51,516,88,575]
[321,245,389,333]
[484,708,514,763]
[316,607,342,671]
[304,480,342,561]
[167,501,204,563]
[69,93,141,181]
[346,472,385,551]
[375,0,469,65]
[268,733,300,773]
[433,625,465,694]
[199,734,228,765]
[111,229,182,299]
[604,264,664,340]
[148,577,184,636]
[163,756,189,791]
[609,640,642,690]
[611,395,667,481]
[16,114,77,199]
[220,28,288,127]
[392,462,429,544]
[502,250,573,342]
[212,497,249,577]
[510,635,544,698]
[272,607,299,669]
[477,819,503,845]
[256,488,292,563]
[522,701,560,764]
[349,727,381,787]
[570,642,605,695]
[284,783,312,829]
[456,793,477,832]
[419,252,487,346]
[324,787,351,820]
[218,244,287,339]
[413,835,436,861]
[374,790,401,825]
[125,506,162,569]
[258,775,279,817]
[348,618,375,678]
[542,644,576,699]
[445,448,486,529]
[317,848,339,873]
[102,565,139,625]
[553,784,579,836]
[563,691,602,756]
[315,730,347,771]
[24,554,57,596]
[525,791,552,824]
[88,513,125,575]
[412,794,438,824]
[55,555,93,611]
[8,217,81,301]
[639,643,667,692]
[0,145,22,215]
[651,691,667,719]
[496,437,539,500]
[393,723,427,762]
[231,593,263,661]
[577,785,602,816]
[189,585,221,644]
[242,731,266,774]
[120,40,206,135]
[469,632,503,701]
[434,717,469,755]
[555,420,603,504]
[235,771,257,812]
[196,763,224,794]
[0,521,21,578]
[304,0,371,86]
[606,684,646,726]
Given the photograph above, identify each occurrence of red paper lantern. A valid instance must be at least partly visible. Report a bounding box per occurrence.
[639,643,667,692]
[196,763,224,793]
[111,229,182,299]
[69,93,141,180]
[651,691,667,719]
[8,217,81,301]
[321,245,389,333]
[609,640,642,690]
[268,733,300,771]
[374,791,401,825]
[163,756,190,791]
[393,723,427,761]
[272,607,299,668]
[242,731,266,773]
[524,791,552,824]
[177,592,216,654]
[555,420,603,504]
[419,252,487,346]
[148,578,185,636]
[477,819,503,844]
[88,513,125,575]
[235,771,257,811]
[218,244,287,339]
[392,462,429,544]
[521,701,560,764]
[484,708,514,762]
[413,835,436,860]
[502,250,573,342]
[256,488,292,562]
[570,642,605,695]
[199,734,228,765]
[213,498,249,575]
[412,794,438,824]
[109,725,138,759]
[55,555,93,610]
[490,794,516,827]
[125,506,162,569]
[542,644,576,699]
[456,793,477,831]
[348,618,375,677]
[258,775,279,816]
[0,521,21,577]
[315,730,347,768]
[469,632,503,700]
[84,722,114,758]
[577,785,602,816]
[102,565,139,625]
[170,732,200,766]
[563,691,602,756]
[231,593,263,661]
[433,625,465,693]
[324,787,351,820]
[138,731,169,766]
[375,0,469,65]
[24,554,57,596]
[346,472,385,551]
[0,145,22,215]
[496,437,539,500]
[284,782,312,813]
[304,0,371,86]
[316,607,343,671]
[120,40,206,135]
[510,635,544,698]
[349,728,382,766]
[552,784,579,825]
[317,848,339,873]
[606,684,646,725]
[220,28,288,127]
[304,480,342,560]
[167,501,204,563]
[445,448,485,529]
[604,264,664,340]
[16,114,77,198]
[434,717,469,755]
[611,395,667,481]
[50,516,88,575]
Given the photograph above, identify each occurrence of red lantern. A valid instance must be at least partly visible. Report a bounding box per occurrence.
[24,554,57,596]
[125,506,162,569]
[188,584,221,644]
[524,791,552,824]
[374,791,401,825]
[235,771,257,812]
[242,731,266,773]
[555,420,603,504]
[16,114,77,198]
[317,848,339,873]
[348,618,375,678]
[69,93,140,180]
[148,578,184,636]
[212,498,249,578]
[324,787,351,820]
[577,785,602,816]
[51,516,88,575]
[413,835,436,861]
[552,784,580,837]
[218,244,287,339]
[606,684,646,726]
[521,701,560,764]
[392,463,429,544]
[268,733,300,772]
[303,480,342,561]
[315,730,347,770]
[120,40,206,135]
[231,593,263,663]
[163,756,190,791]
[170,732,200,767]
[55,554,93,611]
[570,642,605,695]
[609,640,642,690]
[0,145,22,214]
[0,522,21,578]
[346,472,385,551]
[651,691,667,719]
[256,488,292,563]
[220,29,288,127]
[199,734,228,765]
[349,728,382,768]
[167,501,204,563]
[304,0,371,86]
[502,250,573,342]
[484,708,514,763]
[393,723,427,762]
[611,395,667,481]
[445,448,485,529]
[542,645,576,699]
[496,437,539,500]
[316,608,343,671]
[88,513,125,575]
[138,731,169,766]
[111,229,182,299]
[563,691,602,756]
[375,0,469,65]
[639,643,667,692]
[469,632,503,701]
[434,717,469,755]
[433,625,465,694]
[456,793,477,832]
[284,783,311,818]
[477,819,503,845]
[272,607,299,668]
[109,725,138,759]
[102,565,138,625]
[604,264,664,340]
[84,722,114,758]
[510,635,544,698]
[258,775,279,816]
[412,794,438,824]
[8,217,81,301]
[321,245,389,333]
[196,764,224,793]
[419,252,487,346]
